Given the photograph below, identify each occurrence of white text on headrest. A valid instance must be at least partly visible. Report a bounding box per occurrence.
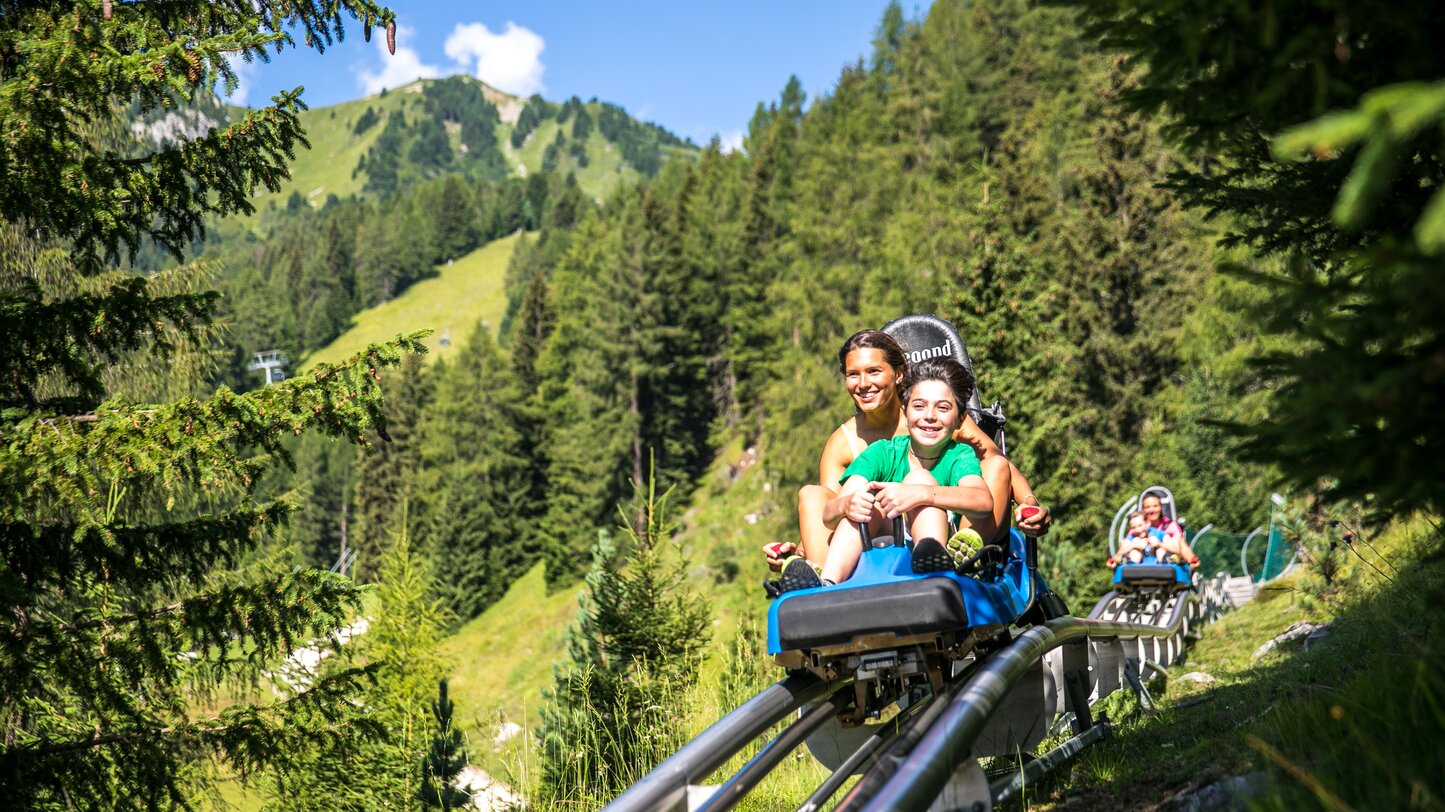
[905,340,952,364]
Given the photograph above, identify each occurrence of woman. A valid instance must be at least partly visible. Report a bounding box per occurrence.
[1140,492,1200,568]
[767,330,1049,572]
[778,358,998,592]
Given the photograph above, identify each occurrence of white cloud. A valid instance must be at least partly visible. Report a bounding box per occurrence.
[357,24,441,95]
[221,54,258,107]
[444,21,545,96]
[720,129,745,154]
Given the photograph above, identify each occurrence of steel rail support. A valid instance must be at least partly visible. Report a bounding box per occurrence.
[795,692,936,812]
[602,674,841,812]
[848,601,1195,812]
[694,685,855,812]
[988,718,1112,805]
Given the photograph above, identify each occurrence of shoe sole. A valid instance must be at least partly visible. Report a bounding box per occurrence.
[779,559,823,592]
[911,538,954,574]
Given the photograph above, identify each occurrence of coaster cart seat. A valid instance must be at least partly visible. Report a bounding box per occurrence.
[1108,484,1195,597]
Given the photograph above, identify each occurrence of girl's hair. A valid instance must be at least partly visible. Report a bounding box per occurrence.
[901,357,975,409]
[1127,510,1146,523]
[837,329,908,375]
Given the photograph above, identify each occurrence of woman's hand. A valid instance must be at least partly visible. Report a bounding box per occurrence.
[762,541,796,571]
[1014,503,1051,536]
[873,482,930,518]
[844,488,878,524]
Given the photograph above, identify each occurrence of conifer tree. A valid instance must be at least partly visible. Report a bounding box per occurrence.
[273,519,451,810]
[537,474,710,802]
[1069,0,1445,517]
[0,3,413,804]
[419,327,533,619]
[353,353,431,580]
[416,680,471,811]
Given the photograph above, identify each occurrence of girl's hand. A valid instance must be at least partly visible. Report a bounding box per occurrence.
[874,482,928,518]
[845,488,878,524]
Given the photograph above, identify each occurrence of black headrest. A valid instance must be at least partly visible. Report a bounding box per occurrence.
[1138,486,1178,523]
[881,313,1005,444]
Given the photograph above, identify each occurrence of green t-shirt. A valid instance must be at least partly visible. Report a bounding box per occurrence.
[839,435,982,487]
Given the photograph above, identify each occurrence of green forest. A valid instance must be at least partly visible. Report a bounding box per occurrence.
[2,0,1441,810]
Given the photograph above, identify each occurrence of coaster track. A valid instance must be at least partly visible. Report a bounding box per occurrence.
[604,573,1231,812]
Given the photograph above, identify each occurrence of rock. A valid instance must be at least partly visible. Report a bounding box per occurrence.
[1159,772,1267,811]
[457,766,525,811]
[1252,621,1328,660]
[1302,625,1332,651]
[1179,671,1215,685]
[492,721,521,745]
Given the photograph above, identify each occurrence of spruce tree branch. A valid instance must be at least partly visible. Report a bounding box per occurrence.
[0,333,428,528]
[3,664,381,759]
[0,500,292,600]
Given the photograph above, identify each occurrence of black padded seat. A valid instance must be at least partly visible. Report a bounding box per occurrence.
[1120,565,1179,585]
[775,578,968,651]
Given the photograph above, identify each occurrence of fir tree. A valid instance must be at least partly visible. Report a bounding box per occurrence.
[419,327,534,619]
[273,518,451,810]
[416,680,471,811]
[353,353,431,580]
[537,474,710,803]
[1070,0,1445,518]
[0,2,413,805]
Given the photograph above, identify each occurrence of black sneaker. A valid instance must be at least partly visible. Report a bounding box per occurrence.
[910,538,954,574]
[778,556,823,592]
[762,577,782,599]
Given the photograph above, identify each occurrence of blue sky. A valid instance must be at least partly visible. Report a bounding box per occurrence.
[232,1,898,149]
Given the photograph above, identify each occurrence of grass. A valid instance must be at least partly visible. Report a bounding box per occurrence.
[301,231,523,370]
[439,563,583,780]
[1012,516,1445,811]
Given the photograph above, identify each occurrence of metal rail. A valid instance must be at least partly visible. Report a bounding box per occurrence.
[601,673,842,812]
[606,573,1227,812]
[846,580,1222,812]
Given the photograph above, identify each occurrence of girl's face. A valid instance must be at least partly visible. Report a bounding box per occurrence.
[844,348,902,414]
[905,379,961,448]
[1128,515,1149,538]
[1142,496,1163,523]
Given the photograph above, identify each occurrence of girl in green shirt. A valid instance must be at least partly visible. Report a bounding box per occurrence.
[778,357,996,591]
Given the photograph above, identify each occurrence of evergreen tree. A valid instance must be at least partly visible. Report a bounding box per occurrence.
[0,3,413,804]
[537,475,710,803]
[416,680,471,811]
[1070,0,1445,518]
[353,354,432,580]
[419,328,534,619]
[429,175,480,263]
[273,520,451,810]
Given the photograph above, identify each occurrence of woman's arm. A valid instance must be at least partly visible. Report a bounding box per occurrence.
[824,475,873,528]
[817,427,853,487]
[953,415,1001,460]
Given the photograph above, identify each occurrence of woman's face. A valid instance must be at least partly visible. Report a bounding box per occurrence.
[844,348,902,414]
[1142,495,1162,523]
[905,379,961,448]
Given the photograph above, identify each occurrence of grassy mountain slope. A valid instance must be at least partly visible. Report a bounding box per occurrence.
[302,231,524,370]
[233,76,691,226]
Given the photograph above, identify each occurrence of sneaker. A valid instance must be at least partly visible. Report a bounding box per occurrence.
[762,576,782,600]
[777,555,823,593]
[945,528,984,567]
[910,538,954,574]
